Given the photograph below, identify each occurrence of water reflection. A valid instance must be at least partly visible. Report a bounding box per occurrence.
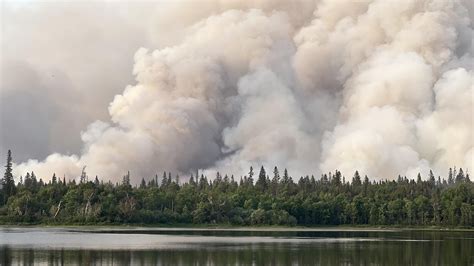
[1,228,473,265]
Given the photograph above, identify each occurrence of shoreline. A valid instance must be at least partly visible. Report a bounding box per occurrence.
[1,224,473,232]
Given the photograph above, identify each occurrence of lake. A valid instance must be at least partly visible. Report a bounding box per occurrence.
[1,227,473,265]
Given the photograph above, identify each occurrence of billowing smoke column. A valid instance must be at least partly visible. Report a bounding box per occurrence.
[15,0,473,183]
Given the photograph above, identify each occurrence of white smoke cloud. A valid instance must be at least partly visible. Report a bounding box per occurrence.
[1,1,158,162]
[11,0,473,182]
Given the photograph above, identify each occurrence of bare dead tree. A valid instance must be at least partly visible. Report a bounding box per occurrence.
[84,192,94,217]
[54,201,62,219]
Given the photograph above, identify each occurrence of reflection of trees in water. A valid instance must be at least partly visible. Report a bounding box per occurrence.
[1,232,473,266]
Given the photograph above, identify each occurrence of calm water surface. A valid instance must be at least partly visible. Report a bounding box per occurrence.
[0,227,473,265]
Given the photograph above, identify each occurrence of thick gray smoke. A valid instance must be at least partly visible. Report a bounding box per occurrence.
[12,0,473,182]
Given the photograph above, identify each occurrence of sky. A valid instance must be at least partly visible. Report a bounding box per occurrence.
[1,0,473,183]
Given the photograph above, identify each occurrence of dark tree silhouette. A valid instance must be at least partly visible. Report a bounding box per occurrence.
[2,150,16,204]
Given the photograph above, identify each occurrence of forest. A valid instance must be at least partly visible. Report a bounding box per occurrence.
[1,150,473,227]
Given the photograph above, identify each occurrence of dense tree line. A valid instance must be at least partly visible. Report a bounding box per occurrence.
[1,151,473,226]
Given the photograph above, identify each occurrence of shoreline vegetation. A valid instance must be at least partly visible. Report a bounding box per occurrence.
[1,150,473,228]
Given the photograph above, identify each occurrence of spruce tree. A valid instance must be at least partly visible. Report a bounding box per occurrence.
[247,166,254,185]
[161,171,167,188]
[52,173,57,184]
[352,171,362,186]
[272,167,280,183]
[455,168,465,183]
[2,150,16,203]
[256,166,267,191]
[24,172,31,189]
[448,168,454,185]
[429,170,435,185]
[282,168,290,184]
[122,171,131,187]
[189,174,195,186]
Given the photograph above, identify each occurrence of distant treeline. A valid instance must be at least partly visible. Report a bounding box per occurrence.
[1,150,473,226]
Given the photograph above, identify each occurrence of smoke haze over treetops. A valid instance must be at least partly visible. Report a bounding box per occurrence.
[2,0,473,183]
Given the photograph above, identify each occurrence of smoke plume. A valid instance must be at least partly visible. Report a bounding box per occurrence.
[11,0,473,182]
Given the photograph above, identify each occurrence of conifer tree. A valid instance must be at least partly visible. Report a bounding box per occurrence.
[448,168,454,185]
[256,166,267,191]
[189,174,195,186]
[122,171,131,187]
[162,171,167,188]
[282,168,290,184]
[455,168,465,183]
[272,167,280,183]
[247,166,254,185]
[352,171,362,186]
[429,170,436,185]
[2,150,16,204]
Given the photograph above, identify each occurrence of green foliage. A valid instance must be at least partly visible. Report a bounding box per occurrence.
[0,162,473,227]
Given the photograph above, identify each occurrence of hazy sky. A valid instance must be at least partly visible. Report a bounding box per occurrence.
[1,0,473,182]
[1,1,159,162]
